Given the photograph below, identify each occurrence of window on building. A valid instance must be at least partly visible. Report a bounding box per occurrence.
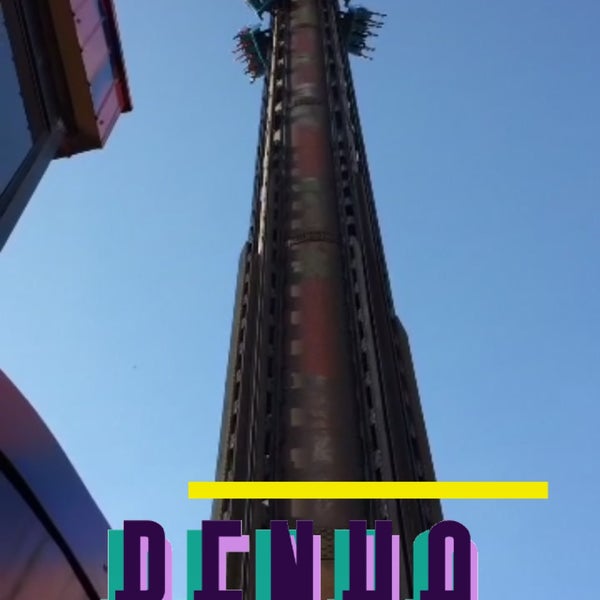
[91,0,121,112]
[90,57,114,111]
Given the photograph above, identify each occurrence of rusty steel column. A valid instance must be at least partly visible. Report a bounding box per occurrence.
[280,0,366,597]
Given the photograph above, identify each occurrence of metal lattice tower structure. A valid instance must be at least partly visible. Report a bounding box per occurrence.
[215,1,443,598]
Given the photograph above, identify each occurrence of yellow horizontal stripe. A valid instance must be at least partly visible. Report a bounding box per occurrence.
[187,481,548,500]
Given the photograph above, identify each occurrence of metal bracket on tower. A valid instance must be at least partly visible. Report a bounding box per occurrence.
[234,26,272,83]
[339,2,386,59]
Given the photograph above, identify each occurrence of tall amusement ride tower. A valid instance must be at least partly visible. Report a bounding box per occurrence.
[213,1,443,598]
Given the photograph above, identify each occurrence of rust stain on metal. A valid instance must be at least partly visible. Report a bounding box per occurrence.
[291,13,320,88]
[291,28,318,60]
[292,127,328,177]
[298,278,340,378]
[292,63,320,86]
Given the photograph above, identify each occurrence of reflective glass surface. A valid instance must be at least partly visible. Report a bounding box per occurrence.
[0,470,90,600]
[91,0,118,111]
[91,57,114,111]
[0,5,33,195]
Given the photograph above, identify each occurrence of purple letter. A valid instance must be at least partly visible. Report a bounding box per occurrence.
[343,521,393,600]
[421,521,471,600]
[115,520,165,600]
[195,520,245,600]
[271,520,315,600]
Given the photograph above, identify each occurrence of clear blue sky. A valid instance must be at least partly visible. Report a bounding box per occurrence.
[1,0,598,598]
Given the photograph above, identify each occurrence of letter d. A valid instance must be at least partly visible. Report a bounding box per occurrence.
[116,520,166,600]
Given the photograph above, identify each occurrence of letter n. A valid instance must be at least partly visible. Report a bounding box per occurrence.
[270,520,315,600]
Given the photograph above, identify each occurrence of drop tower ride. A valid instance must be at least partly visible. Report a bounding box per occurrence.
[213,1,443,598]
